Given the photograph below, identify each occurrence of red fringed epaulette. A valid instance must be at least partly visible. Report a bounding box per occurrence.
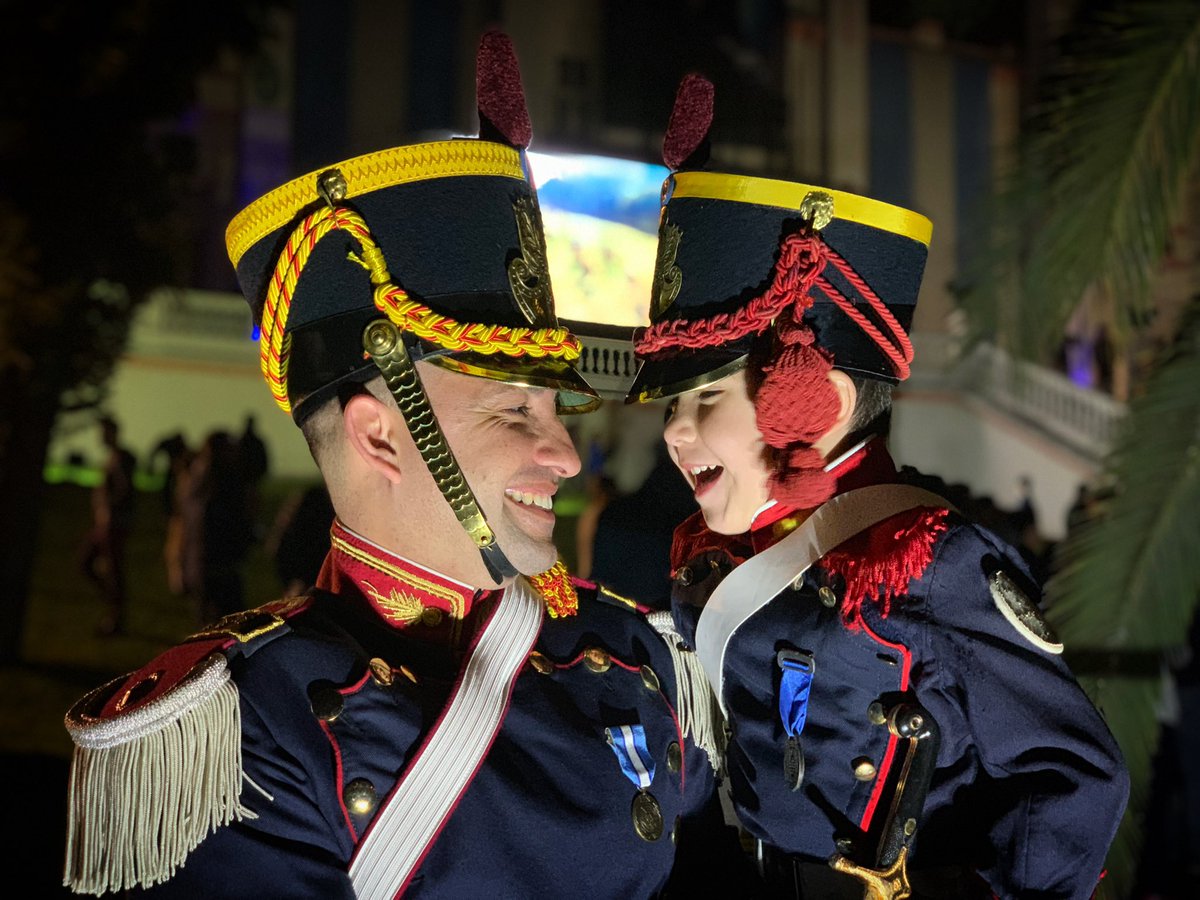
[820,506,950,630]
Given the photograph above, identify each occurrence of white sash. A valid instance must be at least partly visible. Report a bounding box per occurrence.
[695,485,948,715]
[349,577,543,899]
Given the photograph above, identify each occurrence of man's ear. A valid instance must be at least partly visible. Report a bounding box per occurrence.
[343,393,405,485]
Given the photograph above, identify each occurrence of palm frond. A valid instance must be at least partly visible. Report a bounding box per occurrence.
[1049,296,1200,648]
[1080,676,1162,900]
[960,1,1200,357]
[1049,298,1200,897]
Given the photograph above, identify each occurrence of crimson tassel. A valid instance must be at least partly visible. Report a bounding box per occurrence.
[754,316,841,509]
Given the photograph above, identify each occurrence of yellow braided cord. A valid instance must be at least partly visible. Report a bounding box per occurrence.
[260,206,581,413]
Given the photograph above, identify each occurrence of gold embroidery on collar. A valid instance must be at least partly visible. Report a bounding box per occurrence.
[362,580,427,626]
[333,534,463,604]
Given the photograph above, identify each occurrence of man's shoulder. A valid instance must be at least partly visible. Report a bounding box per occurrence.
[63,595,329,895]
[67,596,318,737]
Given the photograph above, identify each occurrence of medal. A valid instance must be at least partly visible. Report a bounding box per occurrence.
[783,735,805,791]
[605,724,663,842]
[777,649,815,792]
[631,789,665,841]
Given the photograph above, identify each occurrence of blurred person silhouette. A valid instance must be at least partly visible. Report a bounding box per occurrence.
[78,415,137,635]
[150,432,194,595]
[181,430,253,623]
[238,414,270,539]
[266,483,335,597]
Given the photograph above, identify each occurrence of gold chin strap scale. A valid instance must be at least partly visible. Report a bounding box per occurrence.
[363,318,516,584]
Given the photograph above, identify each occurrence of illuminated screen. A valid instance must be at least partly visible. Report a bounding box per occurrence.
[527,152,668,328]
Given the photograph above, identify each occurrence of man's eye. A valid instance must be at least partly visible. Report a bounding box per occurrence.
[665,399,678,421]
[507,406,531,418]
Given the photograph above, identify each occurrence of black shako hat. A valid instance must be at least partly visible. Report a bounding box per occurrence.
[225,36,599,423]
[626,76,933,403]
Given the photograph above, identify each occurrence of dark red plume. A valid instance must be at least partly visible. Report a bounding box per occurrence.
[476,31,532,149]
[662,74,714,170]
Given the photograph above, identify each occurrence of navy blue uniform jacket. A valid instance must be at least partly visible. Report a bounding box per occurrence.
[669,446,1128,899]
[67,521,719,898]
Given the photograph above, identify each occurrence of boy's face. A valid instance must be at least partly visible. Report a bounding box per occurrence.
[663,368,771,535]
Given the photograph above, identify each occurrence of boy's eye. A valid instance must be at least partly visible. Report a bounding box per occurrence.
[665,399,678,420]
[697,389,722,403]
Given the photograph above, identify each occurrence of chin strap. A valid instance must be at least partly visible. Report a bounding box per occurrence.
[363,318,517,584]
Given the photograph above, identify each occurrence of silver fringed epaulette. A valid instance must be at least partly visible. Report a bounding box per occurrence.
[644,610,726,774]
[63,652,256,895]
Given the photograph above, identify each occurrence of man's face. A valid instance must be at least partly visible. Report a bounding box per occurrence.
[663,368,770,535]
[418,364,581,577]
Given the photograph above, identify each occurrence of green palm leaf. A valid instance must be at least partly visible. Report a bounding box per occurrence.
[1049,301,1200,897]
[1050,299,1200,648]
[962,2,1200,356]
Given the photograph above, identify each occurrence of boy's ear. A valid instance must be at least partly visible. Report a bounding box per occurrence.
[818,369,858,454]
[343,393,405,485]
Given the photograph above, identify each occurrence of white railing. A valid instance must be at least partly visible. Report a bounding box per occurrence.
[128,291,1127,457]
[943,342,1126,460]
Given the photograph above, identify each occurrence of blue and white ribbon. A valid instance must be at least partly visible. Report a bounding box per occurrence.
[605,724,656,790]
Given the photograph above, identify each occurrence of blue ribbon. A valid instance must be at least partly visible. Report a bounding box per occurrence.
[605,724,656,790]
[778,652,815,739]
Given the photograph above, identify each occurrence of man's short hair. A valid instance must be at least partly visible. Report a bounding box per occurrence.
[299,377,393,474]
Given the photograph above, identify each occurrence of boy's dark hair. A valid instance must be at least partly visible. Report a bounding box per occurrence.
[846,375,893,443]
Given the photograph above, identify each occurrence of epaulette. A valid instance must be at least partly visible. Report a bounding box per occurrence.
[820,505,950,630]
[63,595,312,895]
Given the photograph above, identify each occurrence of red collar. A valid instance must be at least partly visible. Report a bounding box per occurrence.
[318,520,494,642]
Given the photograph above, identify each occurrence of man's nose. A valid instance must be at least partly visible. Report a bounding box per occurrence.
[534,418,582,479]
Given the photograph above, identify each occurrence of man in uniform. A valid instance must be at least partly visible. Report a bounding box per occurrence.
[626,75,1129,898]
[63,36,721,898]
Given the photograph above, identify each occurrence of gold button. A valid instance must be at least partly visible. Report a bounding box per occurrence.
[867,701,887,726]
[343,778,377,816]
[398,664,418,685]
[528,651,555,674]
[852,758,878,781]
[640,665,660,693]
[368,658,393,687]
[818,586,838,608]
[420,606,444,627]
[666,741,682,774]
[583,647,612,673]
[674,566,694,586]
[308,683,344,722]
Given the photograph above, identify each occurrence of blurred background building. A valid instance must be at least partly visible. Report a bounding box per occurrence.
[50,0,1152,541]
